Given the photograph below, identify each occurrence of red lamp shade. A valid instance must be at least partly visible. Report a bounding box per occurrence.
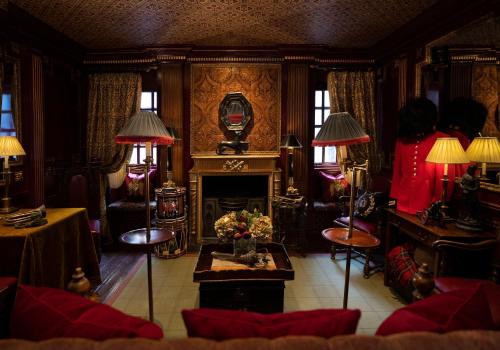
[312,112,370,147]
[115,111,174,145]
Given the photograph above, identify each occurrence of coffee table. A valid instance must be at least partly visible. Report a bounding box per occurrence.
[193,242,294,313]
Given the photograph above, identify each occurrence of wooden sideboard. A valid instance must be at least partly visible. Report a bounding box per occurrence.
[384,208,497,286]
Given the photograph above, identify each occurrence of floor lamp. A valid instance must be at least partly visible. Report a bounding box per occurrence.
[0,136,26,214]
[465,137,500,181]
[280,134,302,196]
[312,112,377,309]
[115,111,174,322]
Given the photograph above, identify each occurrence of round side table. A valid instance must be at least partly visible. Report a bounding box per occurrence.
[322,228,380,308]
[120,228,175,321]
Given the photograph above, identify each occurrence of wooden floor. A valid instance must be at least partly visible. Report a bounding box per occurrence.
[94,249,142,303]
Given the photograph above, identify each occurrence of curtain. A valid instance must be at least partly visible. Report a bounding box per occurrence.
[327,70,380,184]
[86,73,142,239]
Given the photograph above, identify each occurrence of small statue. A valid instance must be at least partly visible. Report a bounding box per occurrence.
[456,164,482,231]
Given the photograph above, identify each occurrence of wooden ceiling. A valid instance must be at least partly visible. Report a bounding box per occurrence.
[10,0,440,50]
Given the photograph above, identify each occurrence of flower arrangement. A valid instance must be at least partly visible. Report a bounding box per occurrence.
[214,209,273,241]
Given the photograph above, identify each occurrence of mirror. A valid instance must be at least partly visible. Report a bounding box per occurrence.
[219,92,253,139]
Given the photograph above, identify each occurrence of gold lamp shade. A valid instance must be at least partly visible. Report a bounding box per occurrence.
[465,137,500,178]
[465,137,500,163]
[426,138,469,166]
[115,111,173,145]
[0,136,26,157]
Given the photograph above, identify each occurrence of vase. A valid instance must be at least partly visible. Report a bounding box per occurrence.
[233,236,256,256]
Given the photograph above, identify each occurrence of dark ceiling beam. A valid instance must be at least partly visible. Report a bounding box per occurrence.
[371,0,499,62]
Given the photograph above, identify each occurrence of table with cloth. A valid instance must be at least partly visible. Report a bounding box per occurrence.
[0,208,101,288]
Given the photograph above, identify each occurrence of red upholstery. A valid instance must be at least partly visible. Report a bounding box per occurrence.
[376,282,500,335]
[182,308,361,340]
[10,285,163,340]
[88,219,100,235]
[435,277,483,294]
[0,277,17,291]
[335,216,377,234]
[318,171,350,202]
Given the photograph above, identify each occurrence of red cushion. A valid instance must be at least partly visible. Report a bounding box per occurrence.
[318,171,349,202]
[387,244,418,288]
[376,282,499,335]
[182,308,360,340]
[88,219,101,235]
[125,168,156,202]
[10,285,163,340]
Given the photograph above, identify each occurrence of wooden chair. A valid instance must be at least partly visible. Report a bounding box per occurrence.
[67,164,102,262]
[331,174,391,278]
[412,239,498,300]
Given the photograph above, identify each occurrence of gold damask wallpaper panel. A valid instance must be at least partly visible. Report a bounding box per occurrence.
[190,64,281,154]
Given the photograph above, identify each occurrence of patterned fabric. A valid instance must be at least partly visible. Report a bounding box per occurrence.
[327,71,380,181]
[86,73,142,239]
[387,244,418,288]
[472,64,499,137]
[318,171,349,202]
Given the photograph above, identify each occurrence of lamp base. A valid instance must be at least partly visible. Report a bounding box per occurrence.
[0,197,18,214]
[286,186,299,196]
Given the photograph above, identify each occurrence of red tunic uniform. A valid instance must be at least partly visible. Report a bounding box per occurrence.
[390,131,457,215]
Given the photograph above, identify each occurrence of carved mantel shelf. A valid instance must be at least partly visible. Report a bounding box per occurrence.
[189,153,281,243]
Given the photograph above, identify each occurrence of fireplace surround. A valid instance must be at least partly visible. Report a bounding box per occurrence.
[189,154,281,243]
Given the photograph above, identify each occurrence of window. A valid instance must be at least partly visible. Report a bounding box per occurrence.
[1,93,16,137]
[129,91,158,165]
[314,90,336,165]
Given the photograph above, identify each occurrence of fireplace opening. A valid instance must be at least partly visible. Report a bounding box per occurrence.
[202,175,268,238]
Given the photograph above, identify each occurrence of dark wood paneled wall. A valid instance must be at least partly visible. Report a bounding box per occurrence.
[285,64,309,196]
[160,64,184,186]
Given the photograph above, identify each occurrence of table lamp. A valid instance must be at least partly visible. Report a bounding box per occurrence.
[465,137,500,181]
[425,137,469,220]
[115,111,173,321]
[280,134,302,196]
[0,136,26,214]
[313,112,373,309]
[164,126,180,188]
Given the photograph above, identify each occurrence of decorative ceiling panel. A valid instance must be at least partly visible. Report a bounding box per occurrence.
[11,0,439,49]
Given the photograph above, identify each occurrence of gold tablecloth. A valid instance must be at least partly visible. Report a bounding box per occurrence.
[0,208,101,288]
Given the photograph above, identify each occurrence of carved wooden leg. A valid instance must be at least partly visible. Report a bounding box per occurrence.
[331,244,337,260]
[363,249,371,278]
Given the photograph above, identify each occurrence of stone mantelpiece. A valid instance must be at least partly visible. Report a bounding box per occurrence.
[189,154,281,243]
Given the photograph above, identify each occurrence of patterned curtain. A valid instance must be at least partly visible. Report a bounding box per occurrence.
[327,70,380,183]
[86,73,142,239]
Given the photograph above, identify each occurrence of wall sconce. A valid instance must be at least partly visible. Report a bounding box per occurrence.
[0,136,26,213]
[280,134,302,196]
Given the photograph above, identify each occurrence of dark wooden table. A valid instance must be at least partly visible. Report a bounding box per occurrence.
[193,242,294,313]
[384,208,496,286]
[120,227,175,321]
[322,228,380,308]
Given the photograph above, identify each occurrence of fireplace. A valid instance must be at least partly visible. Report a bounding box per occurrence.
[202,175,268,238]
[189,154,281,242]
